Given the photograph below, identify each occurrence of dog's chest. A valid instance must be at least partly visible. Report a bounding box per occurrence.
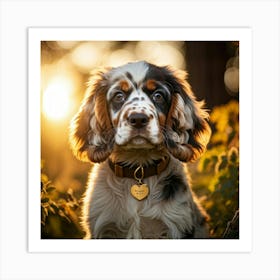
[91,171,169,238]
[87,161,190,239]
[122,188,169,238]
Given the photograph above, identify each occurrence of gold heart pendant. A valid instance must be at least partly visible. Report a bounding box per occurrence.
[130,184,149,201]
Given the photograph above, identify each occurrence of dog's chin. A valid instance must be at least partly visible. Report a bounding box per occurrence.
[122,136,157,150]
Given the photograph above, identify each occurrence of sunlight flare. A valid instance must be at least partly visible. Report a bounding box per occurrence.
[43,77,74,120]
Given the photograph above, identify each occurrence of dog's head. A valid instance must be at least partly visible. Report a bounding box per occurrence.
[70,61,211,163]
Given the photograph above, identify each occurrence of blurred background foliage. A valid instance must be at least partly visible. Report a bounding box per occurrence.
[40,41,239,239]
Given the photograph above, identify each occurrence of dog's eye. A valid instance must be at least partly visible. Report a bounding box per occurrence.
[113,91,126,103]
[152,91,165,103]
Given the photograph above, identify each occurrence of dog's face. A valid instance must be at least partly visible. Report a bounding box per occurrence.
[70,61,211,163]
[108,62,170,148]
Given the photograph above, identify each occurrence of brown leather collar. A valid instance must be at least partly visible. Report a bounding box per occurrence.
[108,156,170,179]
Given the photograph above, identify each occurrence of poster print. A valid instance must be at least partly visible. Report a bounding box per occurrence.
[28,28,252,252]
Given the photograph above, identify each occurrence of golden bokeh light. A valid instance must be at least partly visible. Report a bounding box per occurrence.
[42,77,74,121]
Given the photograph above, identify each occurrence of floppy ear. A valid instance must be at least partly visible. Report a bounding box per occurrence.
[165,69,211,162]
[69,70,114,163]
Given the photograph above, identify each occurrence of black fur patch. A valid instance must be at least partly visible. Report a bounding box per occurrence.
[146,63,198,118]
[182,227,195,238]
[144,63,168,82]
[187,129,203,152]
[164,136,177,149]
[161,174,186,200]
[125,71,137,89]
[144,63,182,96]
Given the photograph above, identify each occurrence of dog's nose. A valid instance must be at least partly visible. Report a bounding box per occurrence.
[128,113,149,129]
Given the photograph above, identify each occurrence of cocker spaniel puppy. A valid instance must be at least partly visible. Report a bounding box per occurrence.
[70,61,211,239]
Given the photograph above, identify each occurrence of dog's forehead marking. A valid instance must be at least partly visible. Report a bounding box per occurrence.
[127,89,150,104]
[119,80,130,92]
[111,61,149,86]
[145,79,157,91]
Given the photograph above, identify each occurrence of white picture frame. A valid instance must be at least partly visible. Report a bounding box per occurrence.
[1,1,279,279]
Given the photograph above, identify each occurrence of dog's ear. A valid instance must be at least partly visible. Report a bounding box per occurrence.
[165,68,211,162]
[69,69,114,163]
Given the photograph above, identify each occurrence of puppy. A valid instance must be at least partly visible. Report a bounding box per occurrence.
[70,61,211,239]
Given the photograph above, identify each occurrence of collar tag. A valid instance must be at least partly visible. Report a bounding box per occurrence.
[130,165,150,200]
[130,183,149,201]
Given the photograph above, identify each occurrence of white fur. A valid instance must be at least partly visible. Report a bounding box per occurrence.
[82,156,201,239]
[175,94,194,130]
[110,61,149,85]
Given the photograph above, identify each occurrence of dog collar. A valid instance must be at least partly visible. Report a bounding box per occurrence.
[108,156,170,179]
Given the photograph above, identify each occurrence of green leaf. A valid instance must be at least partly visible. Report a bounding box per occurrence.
[46,186,56,193]
[49,206,56,214]
[41,197,49,203]
[228,147,238,163]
